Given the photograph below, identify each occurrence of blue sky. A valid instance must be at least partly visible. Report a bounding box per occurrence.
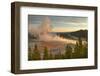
[28,15,88,32]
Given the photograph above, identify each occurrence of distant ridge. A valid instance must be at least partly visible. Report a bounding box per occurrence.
[28,29,88,41]
[52,29,88,40]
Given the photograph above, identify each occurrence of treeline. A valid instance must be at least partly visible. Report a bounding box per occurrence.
[28,38,88,60]
[55,30,88,41]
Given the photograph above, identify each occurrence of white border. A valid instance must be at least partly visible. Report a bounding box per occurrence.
[20,7,95,70]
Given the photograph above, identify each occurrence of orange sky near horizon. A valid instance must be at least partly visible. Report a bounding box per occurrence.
[52,27,87,32]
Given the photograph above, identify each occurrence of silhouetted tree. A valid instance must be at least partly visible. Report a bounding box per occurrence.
[32,44,40,60]
[81,43,88,58]
[65,45,72,59]
[73,42,79,58]
[73,37,88,58]
[43,47,49,60]
[28,46,33,60]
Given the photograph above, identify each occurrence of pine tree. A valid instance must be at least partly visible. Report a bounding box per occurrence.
[65,45,72,59]
[78,37,86,58]
[74,37,87,58]
[73,42,79,58]
[28,46,33,60]
[81,43,88,58]
[75,37,83,58]
[43,47,49,60]
[32,44,40,60]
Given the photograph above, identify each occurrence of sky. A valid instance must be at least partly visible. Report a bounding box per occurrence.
[28,15,88,32]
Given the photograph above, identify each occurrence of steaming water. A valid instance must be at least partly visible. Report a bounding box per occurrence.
[39,33,77,44]
[29,16,78,45]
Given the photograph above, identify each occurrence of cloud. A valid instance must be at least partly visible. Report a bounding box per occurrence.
[28,15,88,32]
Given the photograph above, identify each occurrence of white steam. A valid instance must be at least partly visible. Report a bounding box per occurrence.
[29,17,77,44]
